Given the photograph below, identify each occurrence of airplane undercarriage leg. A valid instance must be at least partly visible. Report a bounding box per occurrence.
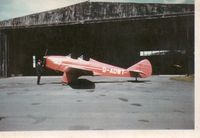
[62,72,71,84]
[62,72,79,85]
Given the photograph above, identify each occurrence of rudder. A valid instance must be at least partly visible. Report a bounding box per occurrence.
[127,59,152,78]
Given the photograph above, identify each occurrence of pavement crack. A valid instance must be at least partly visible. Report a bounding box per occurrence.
[118,98,128,102]
[138,119,149,123]
[68,125,90,130]
[174,109,185,113]
[86,90,95,93]
[7,92,16,95]
[130,103,142,107]
[31,103,41,105]
[0,116,7,121]
[27,115,47,124]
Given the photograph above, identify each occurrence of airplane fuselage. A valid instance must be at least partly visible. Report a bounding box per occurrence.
[45,56,132,77]
[44,55,152,84]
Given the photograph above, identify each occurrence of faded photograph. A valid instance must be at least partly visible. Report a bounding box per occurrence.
[0,0,194,131]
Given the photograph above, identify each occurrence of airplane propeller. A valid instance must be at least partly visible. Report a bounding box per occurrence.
[42,49,48,68]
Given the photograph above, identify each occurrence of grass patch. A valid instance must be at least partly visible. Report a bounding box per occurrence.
[170,75,194,82]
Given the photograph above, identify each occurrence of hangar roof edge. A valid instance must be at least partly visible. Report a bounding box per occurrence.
[89,0,194,4]
[0,1,194,29]
[0,0,194,22]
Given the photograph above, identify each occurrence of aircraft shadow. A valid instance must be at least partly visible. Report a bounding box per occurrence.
[127,80,150,83]
[69,79,95,89]
[39,80,95,89]
[94,80,150,84]
[39,79,150,89]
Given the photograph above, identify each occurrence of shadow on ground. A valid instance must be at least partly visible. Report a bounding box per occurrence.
[94,80,150,83]
[69,79,150,89]
[69,79,95,89]
[40,79,150,89]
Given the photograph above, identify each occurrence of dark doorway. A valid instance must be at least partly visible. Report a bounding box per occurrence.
[0,32,8,77]
[5,15,194,76]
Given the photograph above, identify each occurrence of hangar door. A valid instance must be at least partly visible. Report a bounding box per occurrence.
[0,32,8,77]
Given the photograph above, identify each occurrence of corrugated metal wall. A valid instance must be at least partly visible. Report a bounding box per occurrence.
[0,32,8,77]
[4,15,194,76]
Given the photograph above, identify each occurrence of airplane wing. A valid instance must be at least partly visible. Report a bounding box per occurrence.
[59,64,94,84]
[60,63,94,76]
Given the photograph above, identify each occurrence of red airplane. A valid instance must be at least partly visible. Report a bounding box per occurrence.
[43,55,152,84]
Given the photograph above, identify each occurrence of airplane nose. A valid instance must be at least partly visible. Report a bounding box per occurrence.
[45,57,53,69]
[45,56,60,71]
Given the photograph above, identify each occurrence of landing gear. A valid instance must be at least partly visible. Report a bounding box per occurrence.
[62,82,68,86]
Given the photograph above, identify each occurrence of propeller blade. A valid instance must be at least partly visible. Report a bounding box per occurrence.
[42,49,48,67]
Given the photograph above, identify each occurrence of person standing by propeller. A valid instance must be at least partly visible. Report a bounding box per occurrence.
[36,49,48,85]
[36,59,43,85]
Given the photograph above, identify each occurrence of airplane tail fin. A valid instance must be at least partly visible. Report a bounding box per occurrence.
[127,59,152,78]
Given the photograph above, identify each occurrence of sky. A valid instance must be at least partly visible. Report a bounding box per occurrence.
[0,0,194,21]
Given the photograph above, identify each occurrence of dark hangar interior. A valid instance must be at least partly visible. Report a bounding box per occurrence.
[0,1,194,77]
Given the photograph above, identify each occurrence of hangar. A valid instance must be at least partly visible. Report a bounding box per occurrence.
[0,0,194,77]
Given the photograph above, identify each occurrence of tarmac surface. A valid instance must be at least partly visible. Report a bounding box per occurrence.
[0,75,194,131]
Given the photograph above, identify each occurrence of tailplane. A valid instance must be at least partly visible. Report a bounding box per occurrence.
[127,59,152,78]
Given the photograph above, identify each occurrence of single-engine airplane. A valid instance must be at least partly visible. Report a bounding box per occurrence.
[41,54,152,84]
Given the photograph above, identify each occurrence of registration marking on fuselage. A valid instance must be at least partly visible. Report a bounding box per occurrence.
[102,67,125,75]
